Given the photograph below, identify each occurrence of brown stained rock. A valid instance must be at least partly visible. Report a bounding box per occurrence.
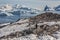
[33,27,43,34]
[32,24,60,36]
[28,12,60,36]
[29,12,60,23]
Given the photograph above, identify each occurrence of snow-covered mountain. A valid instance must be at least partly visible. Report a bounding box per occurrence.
[0,4,60,23]
[0,12,60,40]
[0,4,41,23]
[44,5,60,11]
[54,5,60,11]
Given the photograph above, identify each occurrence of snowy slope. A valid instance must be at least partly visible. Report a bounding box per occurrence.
[0,19,29,37]
[0,19,60,40]
[1,34,56,40]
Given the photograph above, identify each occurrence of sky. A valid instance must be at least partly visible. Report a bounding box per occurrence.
[0,0,60,10]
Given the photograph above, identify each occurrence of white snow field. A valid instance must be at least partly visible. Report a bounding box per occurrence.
[0,19,60,40]
[0,34,58,40]
[0,19,29,37]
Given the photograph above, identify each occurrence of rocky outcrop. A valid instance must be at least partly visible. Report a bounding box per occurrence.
[29,12,60,23]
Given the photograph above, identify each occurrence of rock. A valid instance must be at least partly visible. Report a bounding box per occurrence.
[29,12,60,23]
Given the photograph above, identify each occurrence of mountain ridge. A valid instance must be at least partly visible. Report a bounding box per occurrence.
[29,12,60,23]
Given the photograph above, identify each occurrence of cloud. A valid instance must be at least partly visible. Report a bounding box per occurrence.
[0,0,60,10]
[20,0,60,10]
[0,0,18,4]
